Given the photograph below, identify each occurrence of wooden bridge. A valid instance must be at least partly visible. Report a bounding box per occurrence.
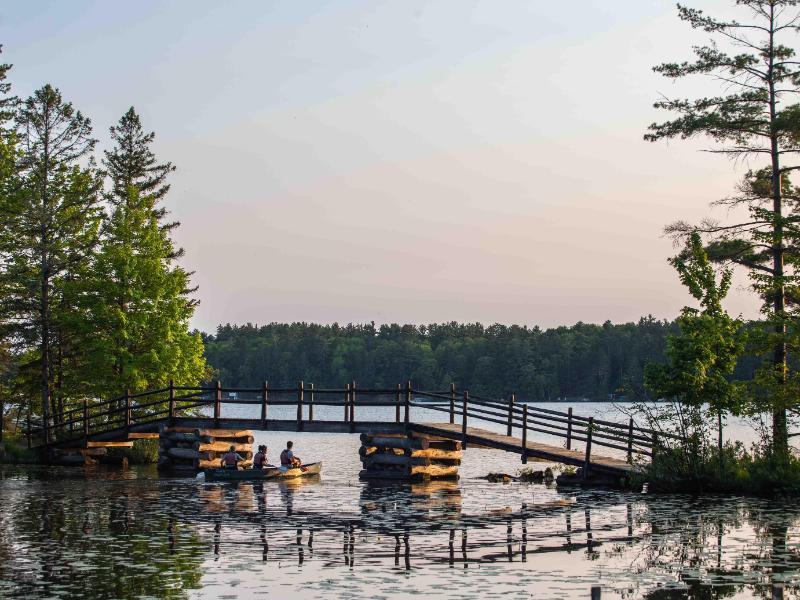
[23,382,677,478]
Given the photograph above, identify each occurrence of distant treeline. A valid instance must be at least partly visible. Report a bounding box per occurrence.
[200,318,761,401]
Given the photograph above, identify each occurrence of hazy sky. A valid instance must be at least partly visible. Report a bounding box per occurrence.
[1,1,766,332]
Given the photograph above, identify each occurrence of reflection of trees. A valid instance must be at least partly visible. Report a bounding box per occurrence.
[0,478,205,598]
[628,498,800,600]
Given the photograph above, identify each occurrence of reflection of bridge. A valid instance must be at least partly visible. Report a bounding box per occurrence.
[26,381,678,477]
[170,477,637,570]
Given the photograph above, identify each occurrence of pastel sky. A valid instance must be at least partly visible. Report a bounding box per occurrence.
[1,1,766,332]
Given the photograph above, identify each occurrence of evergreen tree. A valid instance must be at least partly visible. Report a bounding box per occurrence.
[81,188,206,397]
[645,1,800,456]
[0,84,102,438]
[103,107,176,233]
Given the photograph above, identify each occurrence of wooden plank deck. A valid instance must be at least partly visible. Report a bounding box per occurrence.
[411,422,635,476]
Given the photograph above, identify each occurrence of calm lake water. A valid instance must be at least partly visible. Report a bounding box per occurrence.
[0,402,797,599]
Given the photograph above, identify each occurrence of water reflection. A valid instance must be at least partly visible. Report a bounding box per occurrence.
[1,465,800,598]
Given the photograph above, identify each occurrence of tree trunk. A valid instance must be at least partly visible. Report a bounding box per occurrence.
[767,8,789,459]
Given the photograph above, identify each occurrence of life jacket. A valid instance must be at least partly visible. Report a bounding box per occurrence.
[280,449,290,466]
[254,451,265,468]
[223,452,237,466]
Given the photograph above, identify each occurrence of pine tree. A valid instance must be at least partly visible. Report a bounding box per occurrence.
[81,188,206,397]
[0,84,102,439]
[103,107,177,233]
[645,1,800,457]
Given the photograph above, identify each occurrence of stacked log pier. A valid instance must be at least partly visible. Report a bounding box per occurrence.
[157,427,254,472]
[358,433,461,482]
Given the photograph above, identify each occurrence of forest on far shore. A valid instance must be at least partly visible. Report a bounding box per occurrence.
[201,318,761,401]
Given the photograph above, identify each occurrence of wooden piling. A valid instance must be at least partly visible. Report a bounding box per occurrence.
[308,383,314,422]
[773,583,785,600]
[591,585,601,600]
[344,383,350,422]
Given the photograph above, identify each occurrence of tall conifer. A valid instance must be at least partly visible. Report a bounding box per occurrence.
[0,85,102,437]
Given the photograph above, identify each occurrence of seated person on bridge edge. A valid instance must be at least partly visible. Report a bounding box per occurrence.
[221,445,245,470]
[279,441,302,471]
[253,445,267,470]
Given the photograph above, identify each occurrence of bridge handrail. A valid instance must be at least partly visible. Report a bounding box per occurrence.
[22,380,677,468]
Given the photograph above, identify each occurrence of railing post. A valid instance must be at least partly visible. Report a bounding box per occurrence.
[349,379,355,429]
[261,381,268,429]
[214,380,221,424]
[449,383,455,424]
[627,418,634,464]
[297,380,304,431]
[583,417,594,480]
[404,381,411,430]
[651,432,658,461]
[566,407,573,450]
[461,390,468,450]
[83,399,89,442]
[395,383,401,423]
[521,403,528,464]
[308,383,314,422]
[507,393,515,437]
[168,379,175,422]
[124,389,131,431]
[344,383,350,422]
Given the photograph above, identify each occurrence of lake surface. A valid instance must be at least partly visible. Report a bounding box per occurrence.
[0,403,797,599]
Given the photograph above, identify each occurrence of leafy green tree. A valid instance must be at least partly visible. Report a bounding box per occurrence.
[80,189,206,397]
[645,0,800,456]
[0,85,102,438]
[645,233,745,448]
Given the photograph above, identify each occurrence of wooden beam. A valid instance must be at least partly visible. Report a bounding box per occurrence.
[86,441,134,448]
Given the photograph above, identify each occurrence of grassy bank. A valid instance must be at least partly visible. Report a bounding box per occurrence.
[635,444,800,495]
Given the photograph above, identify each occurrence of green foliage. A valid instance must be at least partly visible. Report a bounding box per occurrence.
[646,1,800,456]
[79,186,207,397]
[0,65,206,428]
[645,233,745,418]
[107,439,158,464]
[203,318,680,399]
[637,443,800,496]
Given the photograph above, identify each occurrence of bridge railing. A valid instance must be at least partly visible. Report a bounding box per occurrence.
[23,381,681,470]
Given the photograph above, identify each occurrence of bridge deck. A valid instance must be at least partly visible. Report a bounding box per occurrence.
[412,422,634,476]
[51,417,634,477]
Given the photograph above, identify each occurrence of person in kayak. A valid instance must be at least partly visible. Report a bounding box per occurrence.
[253,445,267,470]
[279,441,302,471]
[221,445,244,470]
